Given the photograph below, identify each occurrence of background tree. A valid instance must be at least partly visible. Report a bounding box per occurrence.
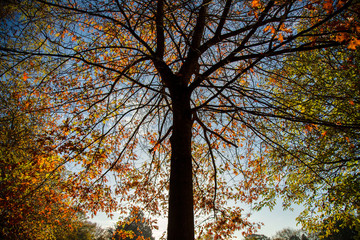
[246,234,270,240]
[1,0,359,239]
[55,214,113,240]
[318,216,360,240]
[0,67,79,238]
[271,228,307,240]
[113,208,154,240]
[256,40,360,236]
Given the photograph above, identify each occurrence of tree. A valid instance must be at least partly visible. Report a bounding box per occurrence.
[113,208,154,240]
[246,234,270,240]
[321,217,360,240]
[1,0,359,239]
[55,214,113,240]
[256,41,360,236]
[0,66,79,238]
[272,228,305,240]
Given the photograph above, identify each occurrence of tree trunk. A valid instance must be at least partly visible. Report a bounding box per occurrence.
[167,83,194,240]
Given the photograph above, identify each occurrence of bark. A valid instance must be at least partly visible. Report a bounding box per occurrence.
[167,80,194,240]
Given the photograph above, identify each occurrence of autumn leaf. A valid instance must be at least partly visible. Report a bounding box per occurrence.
[251,0,261,8]
[348,38,360,50]
[278,33,284,43]
[304,3,315,11]
[280,23,292,33]
[323,0,334,13]
[305,124,313,132]
[270,26,276,34]
[336,32,348,42]
[23,72,29,81]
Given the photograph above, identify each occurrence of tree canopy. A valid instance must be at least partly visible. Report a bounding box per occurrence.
[1,0,359,239]
[0,61,79,239]
[257,43,360,237]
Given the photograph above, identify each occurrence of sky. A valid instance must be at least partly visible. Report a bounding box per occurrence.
[239,202,304,239]
[90,201,304,239]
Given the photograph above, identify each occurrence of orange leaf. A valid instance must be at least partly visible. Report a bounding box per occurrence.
[278,33,284,43]
[251,0,261,8]
[280,23,292,33]
[349,100,355,105]
[23,72,29,81]
[305,124,313,132]
[356,26,360,34]
[335,33,347,42]
[321,131,327,137]
[348,38,360,50]
[270,26,276,34]
[323,0,333,13]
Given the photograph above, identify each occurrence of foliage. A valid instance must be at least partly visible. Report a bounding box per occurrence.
[245,234,270,240]
[113,208,154,240]
[0,69,78,238]
[257,44,360,236]
[55,215,113,240]
[319,216,360,240]
[0,0,18,18]
[1,0,359,239]
[271,228,310,240]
